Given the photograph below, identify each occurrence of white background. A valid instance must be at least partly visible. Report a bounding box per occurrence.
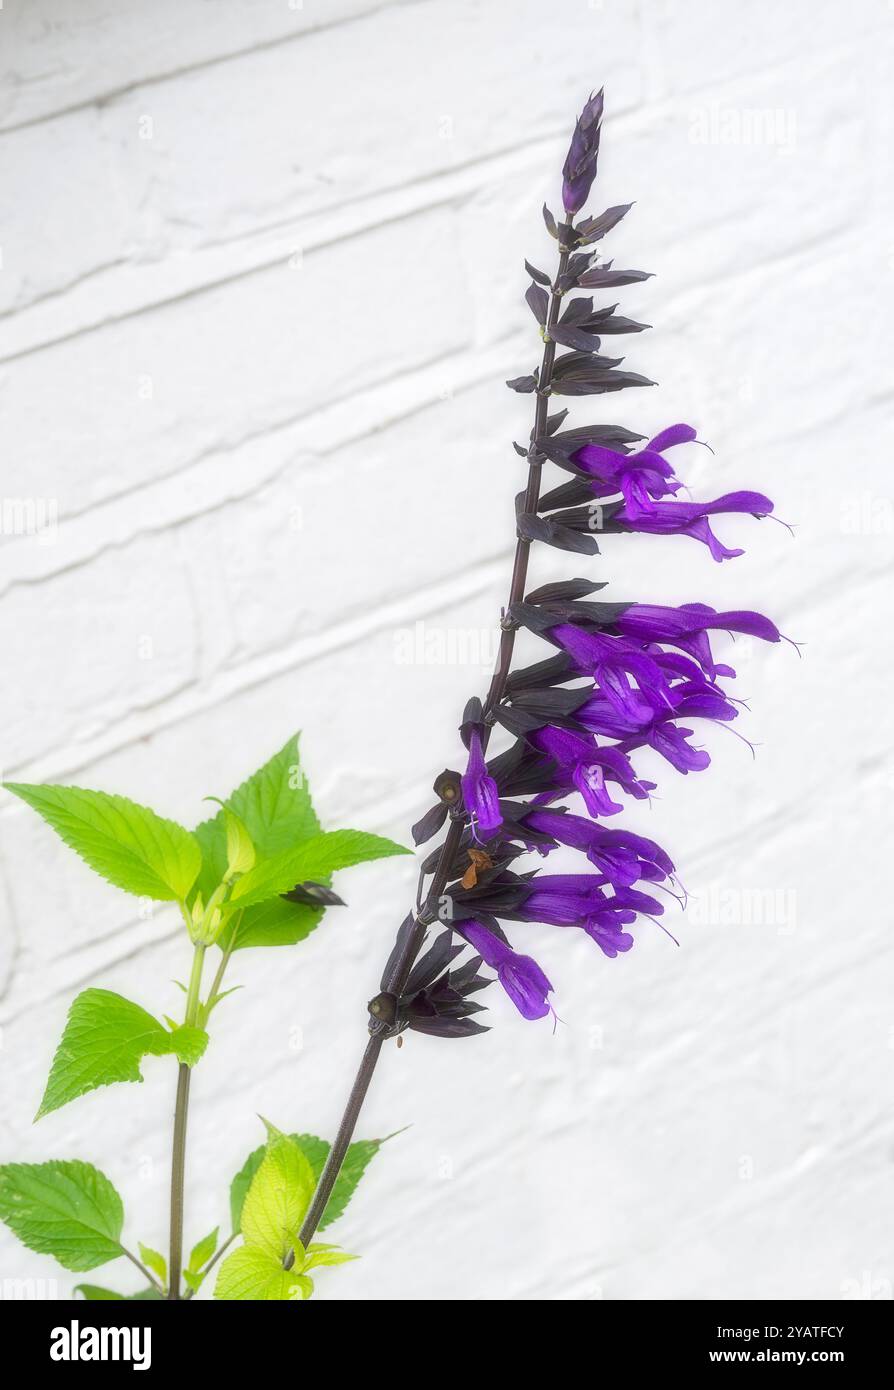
[0,0,892,1302]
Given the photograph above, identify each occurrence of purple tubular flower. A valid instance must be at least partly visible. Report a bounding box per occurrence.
[461,729,502,841]
[513,877,663,958]
[614,491,774,562]
[562,90,604,214]
[608,602,780,682]
[549,623,672,719]
[456,920,553,1021]
[613,602,780,647]
[513,874,614,925]
[523,810,673,889]
[528,727,653,810]
[530,725,621,815]
[576,689,731,775]
[573,423,696,518]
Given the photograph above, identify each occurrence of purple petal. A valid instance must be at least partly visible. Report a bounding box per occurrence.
[646,422,697,452]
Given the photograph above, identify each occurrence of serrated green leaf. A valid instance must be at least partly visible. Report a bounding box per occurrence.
[230,830,411,909]
[4,782,201,902]
[227,897,324,952]
[229,1132,385,1235]
[36,989,202,1119]
[223,734,319,852]
[0,1160,124,1272]
[183,1269,204,1293]
[188,1226,218,1274]
[138,1243,167,1286]
[293,1133,386,1231]
[214,1245,308,1301]
[241,1135,315,1261]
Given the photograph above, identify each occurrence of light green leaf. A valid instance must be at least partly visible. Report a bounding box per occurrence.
[291,1132,387,1232]
[229,1132,387,1235]
[240,1134,315,1261]
[193,735,319,902]
[225,897,324,952]
[0,1160,124,1272]
[303,1243,358,1270]
[138,1243,167,1287]
[214,1245,308,1301]
[37,989,206,1119]
[188,1226,219,1274]
[230,830,411,909]
[192,818,229,910]
[203,799,256,882]
[230,1149,262,1235]
[4,782,201,901]
[223,807,256,879]
[221,734,320,854]
[75,1283,163,1300]
[183,1269,204,1293]
[193,737,409,950]
[167,1024,209,1067]
[195,736,323,951]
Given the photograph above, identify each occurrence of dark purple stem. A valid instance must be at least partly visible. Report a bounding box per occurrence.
[294,217,574,1253]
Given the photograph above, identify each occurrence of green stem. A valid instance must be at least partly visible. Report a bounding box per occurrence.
[205,916,240,1009]
[168,942,206,1301]
[184,942,206,1027]
[206,944,232,1005]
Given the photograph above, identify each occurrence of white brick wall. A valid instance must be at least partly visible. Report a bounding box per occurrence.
[1,0,891,1302]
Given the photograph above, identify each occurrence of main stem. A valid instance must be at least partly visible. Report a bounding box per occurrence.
[168,941,206,1300]
[295,217,574,1252]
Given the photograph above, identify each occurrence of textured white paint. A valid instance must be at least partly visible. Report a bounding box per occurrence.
[0,0,892,1302]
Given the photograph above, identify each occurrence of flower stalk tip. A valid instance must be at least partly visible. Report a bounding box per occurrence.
[562,89,605,215]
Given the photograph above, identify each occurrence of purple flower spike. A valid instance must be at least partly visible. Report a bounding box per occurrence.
[457,921,553,1021]
[394,92,790,1050]
[461,729,502,841]
[562,90,604,215]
